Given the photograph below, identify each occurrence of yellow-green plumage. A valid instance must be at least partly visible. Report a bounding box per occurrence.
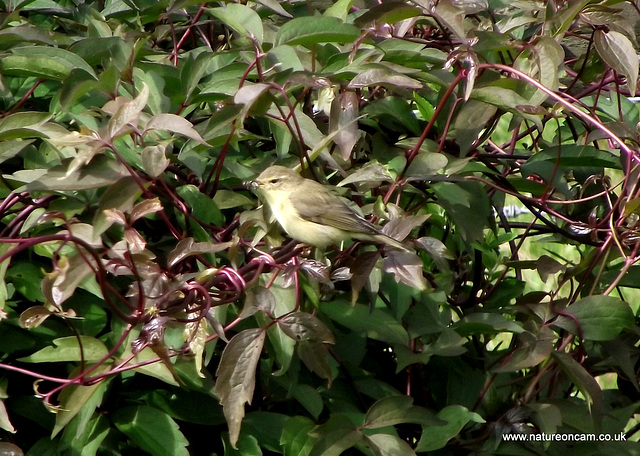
[252,166,407,250]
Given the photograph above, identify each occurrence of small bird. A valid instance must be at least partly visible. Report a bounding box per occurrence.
[250,165,407,250]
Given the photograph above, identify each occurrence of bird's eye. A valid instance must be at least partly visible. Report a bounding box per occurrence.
[269,178,280,184]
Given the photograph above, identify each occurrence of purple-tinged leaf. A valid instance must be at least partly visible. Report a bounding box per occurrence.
[167,238,233,268]
[350,251,380,305]
[18,306,54,329]
[107,83,149,139]
[214,328,266,448]
[298,341,334,386]
[130,198,163,224]
[338,162,392,188]
[432,0,466,40]
[382,250,427,290]
[594,29,638,96]
[414,236,451,271]
[349,67,422,91]
[330,91,360,161]
[144,114,208,145]
[278,312,335,344]
[142,145,169,178]
[382,214,429,241]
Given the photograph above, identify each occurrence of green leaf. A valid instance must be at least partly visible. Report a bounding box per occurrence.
[416,405,484,452]
[213,189,254,210]
[594,29,639,96]
[453,313,524,336]
[433,181,490,244]
[0,139,35,165]
[309,415,362,456]
[209,3,264,44]
[453,100,497,154]
[112,406,189,456]
[363,396,441,429]
[281,416,316,456]
[353,1,422,27]
[19,336,108,363]
[494,325,555,372]
[0,47,87,80]
[0,399,16,434]
[290,384,323,419]
[235,83,272,121]
[470,85,542,129]
[13,155,130,192]
[551,351,603,420]
[52,371,109,437]
[214,328,267,448]
[362,97,422,136]
[554,295,634,341]
[275,17,360,47]
[242,411,288,452]
[222,433,261,456]
[0,244,11,311]
[253,0,292,18]
[321,301,410,346]
[177,184,224,226]
[59,68,98,108]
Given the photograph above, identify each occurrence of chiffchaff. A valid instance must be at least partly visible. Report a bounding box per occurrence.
[251,165,407,250]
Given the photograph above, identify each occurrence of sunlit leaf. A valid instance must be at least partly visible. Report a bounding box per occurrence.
[594,29,639,96]
[52,369,110,437]
[275,17,360,46]
[209,3,264,44]
[214,328,266,448]
[107,84,149,139]
[144,114,208,145]
[382,250,427,290]
[19,336,108,363]
[330,91,360,161]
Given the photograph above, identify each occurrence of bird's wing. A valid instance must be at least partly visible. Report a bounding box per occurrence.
[290,187,381,235]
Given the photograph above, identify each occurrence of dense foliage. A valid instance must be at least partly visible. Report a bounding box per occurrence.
[1,0,640,454]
